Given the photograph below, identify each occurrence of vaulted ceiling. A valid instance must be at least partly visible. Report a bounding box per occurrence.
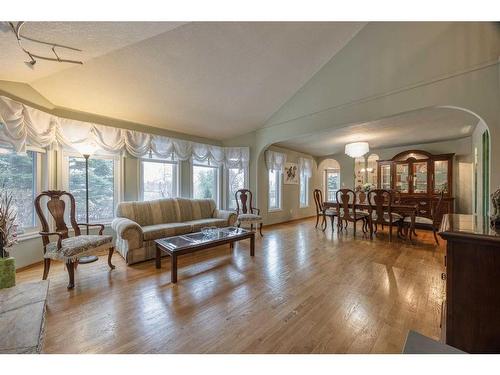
[0,21,366,140]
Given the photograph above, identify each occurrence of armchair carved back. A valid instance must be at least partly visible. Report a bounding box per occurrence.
[34,190,81,247]
[235,189,256,215]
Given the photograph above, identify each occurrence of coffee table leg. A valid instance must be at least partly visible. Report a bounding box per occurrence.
[250,234,255,256]
[155,247,161,269]
[171,254,178,283]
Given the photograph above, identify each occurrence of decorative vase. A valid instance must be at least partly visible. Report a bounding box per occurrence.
[0,256,16,289]
[490,187,500,228]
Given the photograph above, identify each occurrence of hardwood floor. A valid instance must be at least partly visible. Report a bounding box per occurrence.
[16,218,445,353]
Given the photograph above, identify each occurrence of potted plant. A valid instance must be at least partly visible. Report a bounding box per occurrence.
[0,188,18,289]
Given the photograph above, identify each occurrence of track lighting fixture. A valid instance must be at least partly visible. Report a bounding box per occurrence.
[9,21,84,68]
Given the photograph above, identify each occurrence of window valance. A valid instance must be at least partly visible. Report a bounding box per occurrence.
[0,95,249,169]
[298,157,313,178]
[265,150,287,171]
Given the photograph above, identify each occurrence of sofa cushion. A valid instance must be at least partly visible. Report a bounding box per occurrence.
[175,198,216,222]
[183,218,228,232]
[142,223,192,241]
[116,198,179,226]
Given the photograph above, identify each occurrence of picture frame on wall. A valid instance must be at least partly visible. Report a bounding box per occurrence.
[284,162,299,184]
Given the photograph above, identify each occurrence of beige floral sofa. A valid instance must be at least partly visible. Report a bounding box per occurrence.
[111,198,237,264]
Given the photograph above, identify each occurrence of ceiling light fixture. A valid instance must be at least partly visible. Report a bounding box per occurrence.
[345,142,369,158]
[9,21,84,68]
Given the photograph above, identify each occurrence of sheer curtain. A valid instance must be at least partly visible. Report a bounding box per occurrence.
[265,150,287,171]
[298,157,313,178]
[0,96,249,169]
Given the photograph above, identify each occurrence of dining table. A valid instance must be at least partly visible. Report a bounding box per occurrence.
[323,201,418,240]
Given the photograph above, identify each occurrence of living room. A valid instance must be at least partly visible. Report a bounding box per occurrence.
[1,1,500,373]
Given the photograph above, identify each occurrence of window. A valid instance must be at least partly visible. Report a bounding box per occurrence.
[268,169,282,210]
[63,153,119,223]
[140,159,179,200]
[299,168,309,207]
[325,169,340,202]
[192,161,219,202]
[227,168,245,210]
[0,149,38,231]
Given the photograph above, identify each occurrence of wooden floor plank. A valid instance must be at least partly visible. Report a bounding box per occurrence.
[16,218,445,353]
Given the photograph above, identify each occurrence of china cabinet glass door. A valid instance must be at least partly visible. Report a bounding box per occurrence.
[412,161,428,194]
[434,160,449,193]
[381,164,391,189]
[395,163,409,193]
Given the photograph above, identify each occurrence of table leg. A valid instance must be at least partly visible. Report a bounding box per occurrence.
[250,234,255,256]
[155,247,161,269]
[171,254,178,283]
[409,213,416,241]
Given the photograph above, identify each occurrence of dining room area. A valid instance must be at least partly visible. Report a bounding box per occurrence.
[269,105,490,248]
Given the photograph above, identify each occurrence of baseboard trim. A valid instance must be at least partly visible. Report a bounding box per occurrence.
[263,215,315,228]
[16,260,43,273]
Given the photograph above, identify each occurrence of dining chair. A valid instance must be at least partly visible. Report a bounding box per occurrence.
[367,189,403,242]
[402,190,444,245]
[34,190,115,289]
[235,189,263,236]
[313,189,337,232]
[335,188,370,236]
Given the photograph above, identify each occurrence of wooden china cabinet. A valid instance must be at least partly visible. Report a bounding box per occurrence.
[377,150,454,222]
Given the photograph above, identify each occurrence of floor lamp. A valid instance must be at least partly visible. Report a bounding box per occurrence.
[78,151,98,264]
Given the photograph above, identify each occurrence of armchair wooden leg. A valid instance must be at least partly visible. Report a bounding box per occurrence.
[66,260,75,290]
[315,215,319,228]
[259,223,263,237]
[42,258,51,280]
[108,247,116,270]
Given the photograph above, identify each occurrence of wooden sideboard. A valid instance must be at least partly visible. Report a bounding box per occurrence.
[377,150,454,222]
[439,214,500,353]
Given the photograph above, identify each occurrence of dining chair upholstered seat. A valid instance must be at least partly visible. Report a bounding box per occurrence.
[404,216,433,224]
[237,213,263,222]
[374,213,403,223]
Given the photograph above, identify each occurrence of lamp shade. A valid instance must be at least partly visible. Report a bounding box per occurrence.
[75,142,98,157]
[345,142,369,158]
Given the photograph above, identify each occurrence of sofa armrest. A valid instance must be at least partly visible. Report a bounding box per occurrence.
[111,217,144,250]
[214,209,238,226]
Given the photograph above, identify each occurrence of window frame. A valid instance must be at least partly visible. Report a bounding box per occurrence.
[299,169,309,208]
[191,159,221,206]
[0,146,46,237]
[324,168,340,202]
[268,169,282,212]
[139,157,180,201]
[61,150,121,224]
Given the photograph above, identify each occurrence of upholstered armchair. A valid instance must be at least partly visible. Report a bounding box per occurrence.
[235,189,263,236]
[34,190,115,289]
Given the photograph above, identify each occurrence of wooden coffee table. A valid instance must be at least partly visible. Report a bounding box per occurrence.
[155,227,255,283]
